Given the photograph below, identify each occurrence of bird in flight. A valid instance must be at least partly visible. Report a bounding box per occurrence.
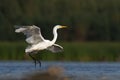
[15,25,67,67]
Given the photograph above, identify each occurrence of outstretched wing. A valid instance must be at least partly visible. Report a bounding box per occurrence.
[47,44,63,53]
[15,25,44,44]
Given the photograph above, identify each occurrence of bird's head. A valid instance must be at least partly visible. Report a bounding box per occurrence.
[55,25,67,29]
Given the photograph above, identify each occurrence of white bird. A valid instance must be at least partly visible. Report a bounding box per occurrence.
[15,25,67,67]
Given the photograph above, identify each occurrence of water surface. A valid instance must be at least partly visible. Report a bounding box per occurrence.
[0,61,120,80]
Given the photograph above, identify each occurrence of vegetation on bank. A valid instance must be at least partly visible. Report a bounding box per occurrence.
[0,42,120,61]
[0,0,120,41]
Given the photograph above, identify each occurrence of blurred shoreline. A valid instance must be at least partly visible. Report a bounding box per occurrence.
[0,42,120,61]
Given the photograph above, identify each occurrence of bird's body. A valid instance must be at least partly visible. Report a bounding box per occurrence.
[15,25,67,67]
[25,40,52,53]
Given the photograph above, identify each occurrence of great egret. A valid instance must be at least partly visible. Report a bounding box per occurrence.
[15,25,67,67]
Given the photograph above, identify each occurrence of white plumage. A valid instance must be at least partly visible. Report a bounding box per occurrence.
[15,25,67,67]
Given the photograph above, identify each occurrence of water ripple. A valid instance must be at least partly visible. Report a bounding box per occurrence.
[0,61,120,80]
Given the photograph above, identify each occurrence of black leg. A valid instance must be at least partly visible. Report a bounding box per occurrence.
[34,60,37,68]
[37,59,41,67]
[28,53,37,68]
[28,53,42,68]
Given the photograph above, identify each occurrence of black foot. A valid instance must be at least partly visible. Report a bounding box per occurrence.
[28,53,41,68]
[37,60,41,67]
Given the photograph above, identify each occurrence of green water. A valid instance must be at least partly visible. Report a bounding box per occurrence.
[0,42,120,61]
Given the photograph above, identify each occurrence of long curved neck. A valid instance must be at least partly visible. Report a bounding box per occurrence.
[51,27,58,43]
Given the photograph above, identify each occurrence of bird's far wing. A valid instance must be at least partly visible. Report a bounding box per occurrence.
[15,25,44,44]
[47,44,63,53]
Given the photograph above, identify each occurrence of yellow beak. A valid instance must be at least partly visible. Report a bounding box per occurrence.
[61,26,67,28]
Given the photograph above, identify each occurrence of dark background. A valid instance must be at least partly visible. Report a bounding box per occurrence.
[0,0,120,61]
[0,0,120,42]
